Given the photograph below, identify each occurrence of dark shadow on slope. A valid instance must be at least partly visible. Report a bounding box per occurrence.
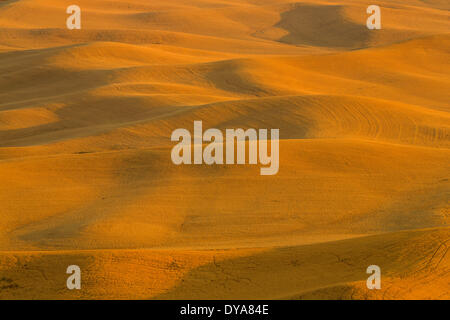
[152,229,449,299]
[276,4,371,49]
[0,0,19,8]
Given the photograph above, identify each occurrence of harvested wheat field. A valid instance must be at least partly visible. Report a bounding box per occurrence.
[0,0,449,300]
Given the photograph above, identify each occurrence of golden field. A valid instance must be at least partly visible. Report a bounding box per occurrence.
[0,0,449,299]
